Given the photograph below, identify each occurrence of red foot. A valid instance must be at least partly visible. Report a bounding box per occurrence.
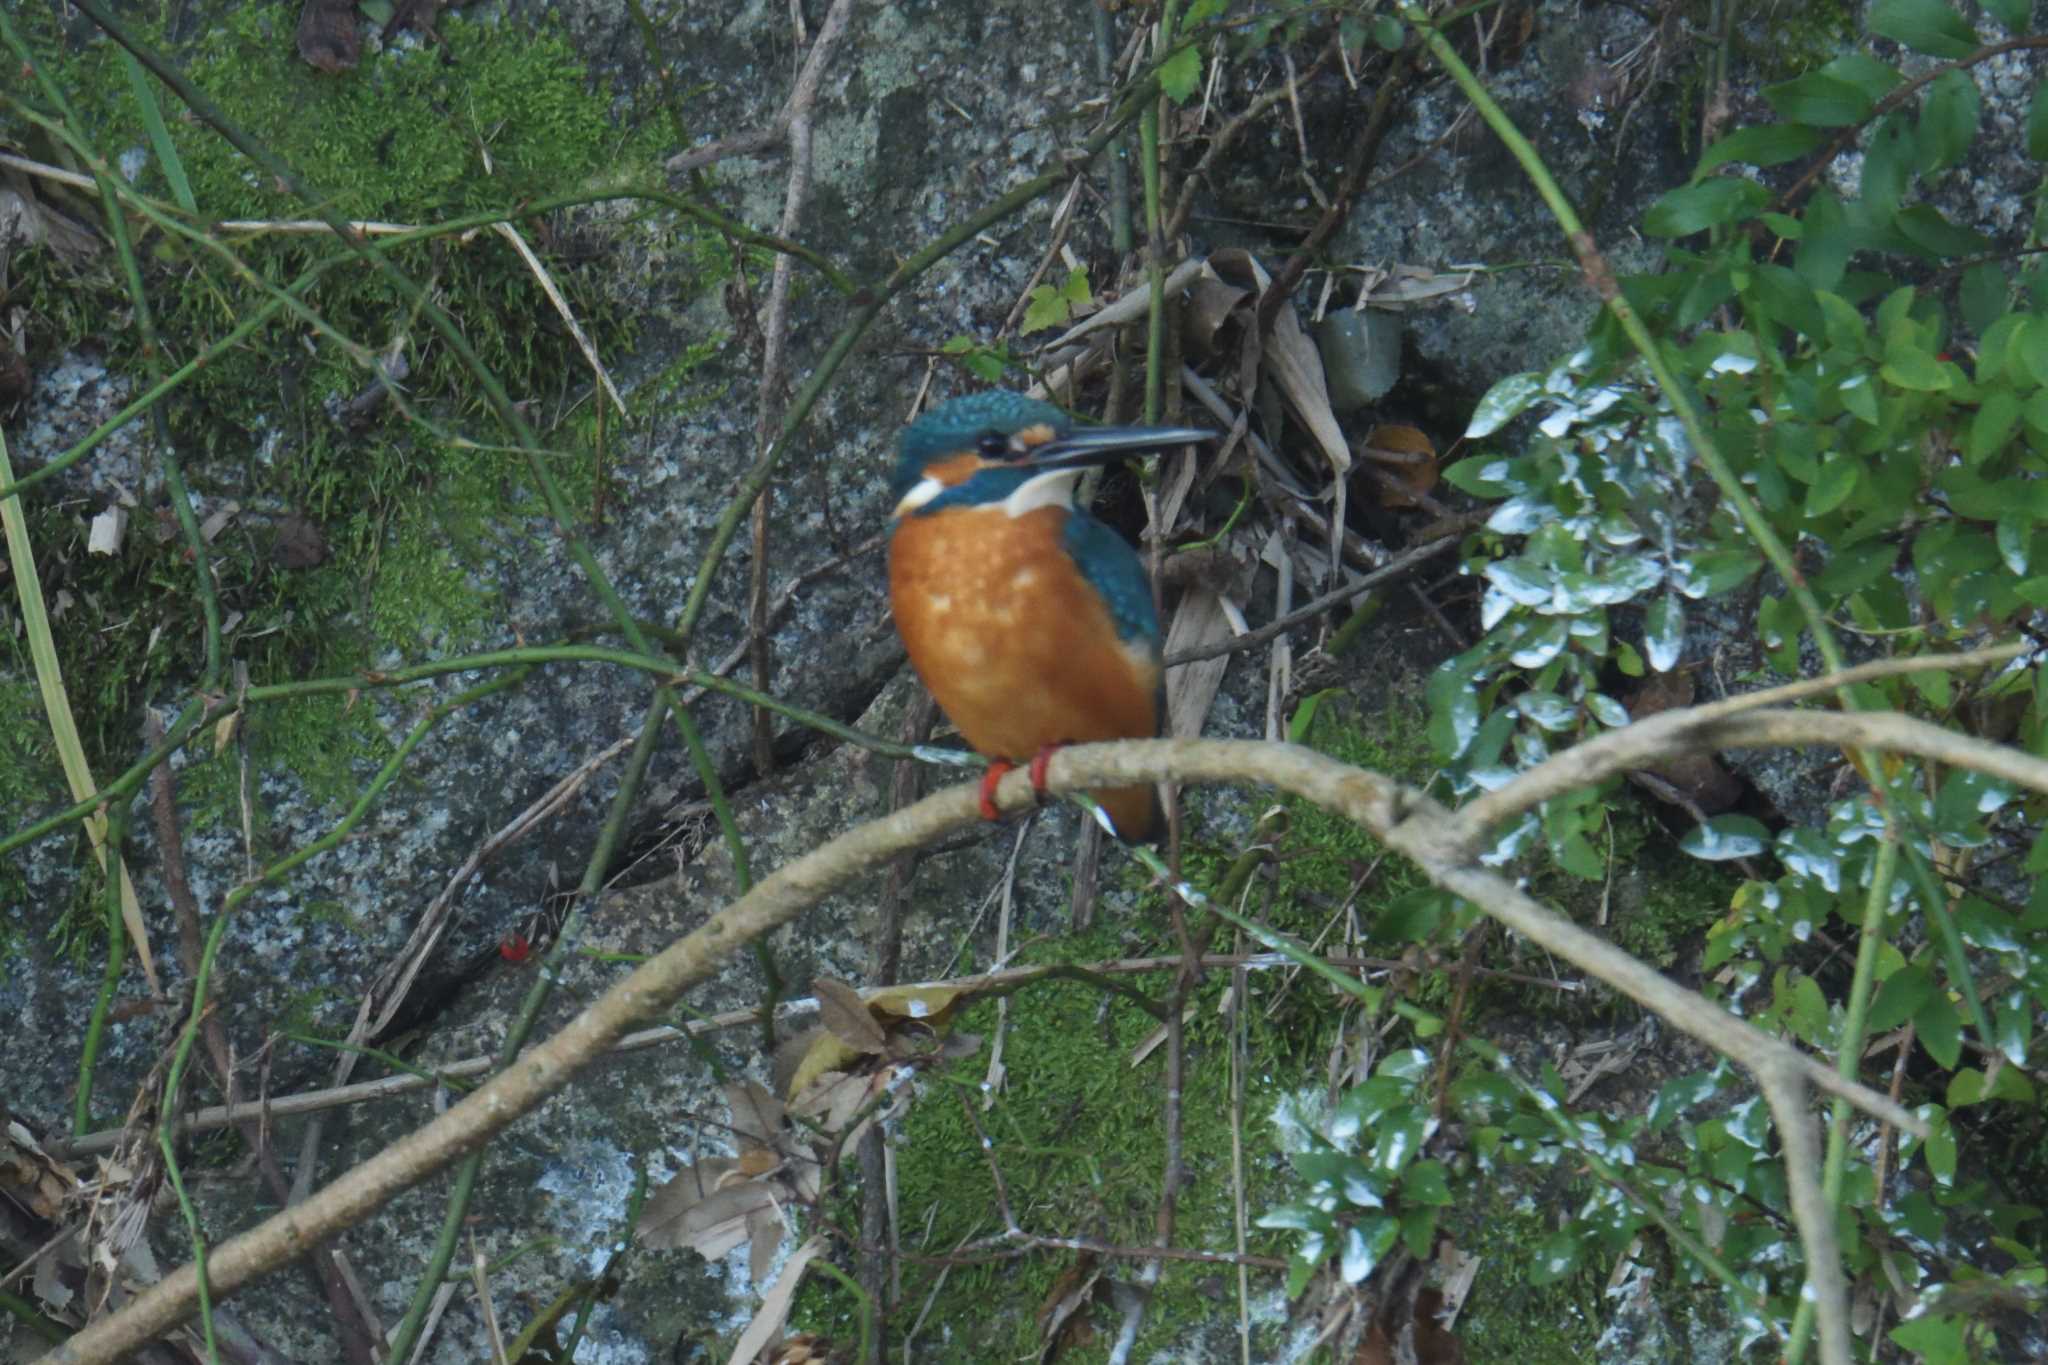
[1027,742,1066,801]
[978,760,1016,820]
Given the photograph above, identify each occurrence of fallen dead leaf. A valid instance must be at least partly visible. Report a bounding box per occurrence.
[1360,423,1438,509]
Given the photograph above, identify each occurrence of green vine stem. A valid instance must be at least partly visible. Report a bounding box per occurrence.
[72,806,129,1138]
[1140,3,1180,422]
[383,694,668,1362]
[0,643,936,860]
[1785,825,1900,1364]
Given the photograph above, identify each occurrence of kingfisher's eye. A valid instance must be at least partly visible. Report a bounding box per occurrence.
[976,430,1010,458]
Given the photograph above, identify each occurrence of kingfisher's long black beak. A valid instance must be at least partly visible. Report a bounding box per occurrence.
[1025,423,1214,471]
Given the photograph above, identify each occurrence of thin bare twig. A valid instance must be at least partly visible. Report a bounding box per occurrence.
[1163,533,1461,668]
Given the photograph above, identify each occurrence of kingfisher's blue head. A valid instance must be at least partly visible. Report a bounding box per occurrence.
[890,390,1212,520]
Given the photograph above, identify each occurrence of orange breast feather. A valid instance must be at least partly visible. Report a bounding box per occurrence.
[890,505,1159,836]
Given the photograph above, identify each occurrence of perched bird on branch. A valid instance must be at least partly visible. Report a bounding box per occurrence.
[887,390,1210,840]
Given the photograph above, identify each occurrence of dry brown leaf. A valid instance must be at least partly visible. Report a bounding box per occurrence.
[32,1238,77,1313]
[1035,1254,1102,1362]
[727,1080,787,1153]
[746,1203,784,1287]
[1164,586,1234,741]
[814,977,889,1055]
[732,1238,831,1363]
[4,1120,78,1221]
[678,1181,780,1261]
[1210,249,1351,481]
[0,174,102,266]
[296,0,361,72]
[1624,671,1744,813]
[1038,257,1211,353]
[1361,423,1439,509]
[1185,274,1250,353]
[782,1031,861,1105]
[1354,264,1478,309]
[864,983,963,1028]
[637,1155,737,1250]
[1355,1286,1467,1365]
[790,1065,889,1142]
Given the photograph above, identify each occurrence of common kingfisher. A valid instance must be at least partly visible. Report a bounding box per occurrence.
[887,391,1210,840]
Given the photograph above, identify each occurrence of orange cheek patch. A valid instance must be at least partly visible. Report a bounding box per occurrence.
[924,453,986,486]
[1013,423,1057,452]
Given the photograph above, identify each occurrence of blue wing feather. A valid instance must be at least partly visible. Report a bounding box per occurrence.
[1063,511,1159,647]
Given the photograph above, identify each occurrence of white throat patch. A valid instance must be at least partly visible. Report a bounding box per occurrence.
[999,468,1083,519]
[893,476,946,517]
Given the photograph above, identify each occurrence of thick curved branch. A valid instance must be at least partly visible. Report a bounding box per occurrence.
[1454,697,2048,853]
[43,718,1966,1361]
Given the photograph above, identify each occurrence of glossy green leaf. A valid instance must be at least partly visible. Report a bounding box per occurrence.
[1647,1070,1724,1129]
[1789,972,1832,1047]
[1645,178,1768,236]
[1959,261,2010,335]
[1880,344,1952,391]
[1805,456,1861,515]
[1966,389,2020,463]
[1643,595,1683,672]
[1917,991,1963,1068]
[1896,203,1992,256]
[1374,890,1448,944]
[1978,0,2029,31]
[1917,69,1981,171]
[1340,1215,1400,1284]
[1465,371,1544,437]
[1402,1160,1453,1206]
[2031,78,2048,159]
[1828,52,1910,102]
[1870,0,1981,57]
[1861,112,1914,218]
[1695,123,1827,177]
[1837,371,1879,423]
[1869,961,1936,1031]
[1818,540,1892,593]
[1891,1312,1967,1360]
[1748,263,1824,337]
[1947,1063,2034,1107]
[1159,43,1202,103]
[1816,287,1871,350]
[1427,664,1481,758]
[1994,992,2031,1064]
[1923,1108,1958,1182]
[1528,1228,1583,1285]
[1763,71,1876,126]
[2023,389,2048,438]
[2019,314,2048,385]
[1996,515,2030,574]
[1681,815,1770,861]
[1952,894,2021,948]
[1794,190,1852,289]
